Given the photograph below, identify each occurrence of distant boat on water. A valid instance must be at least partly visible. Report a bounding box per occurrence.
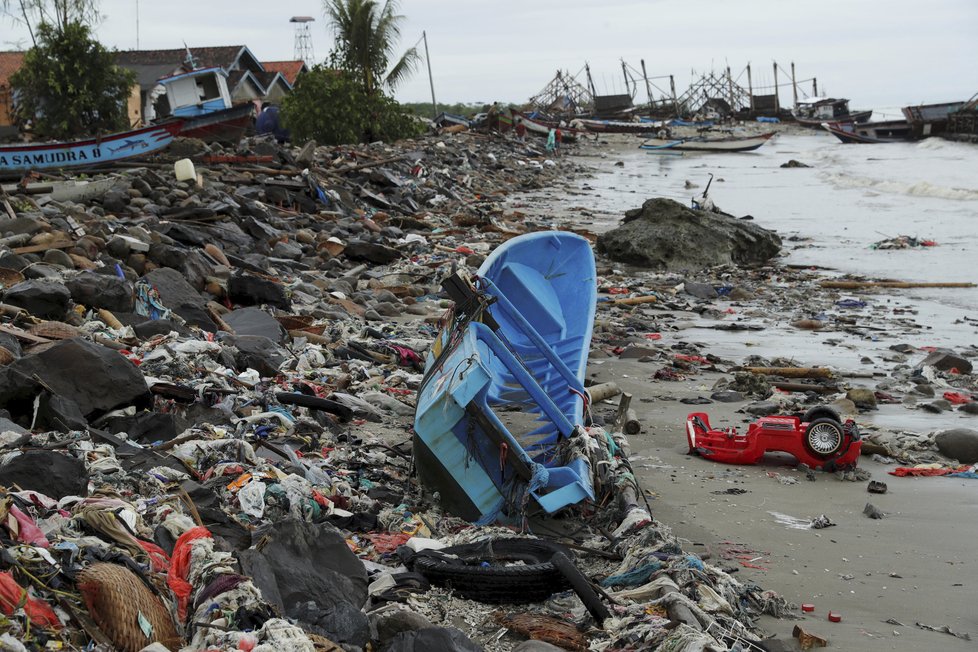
[822,120,912,144]
[793,97,872,127]
[640,131,775,152]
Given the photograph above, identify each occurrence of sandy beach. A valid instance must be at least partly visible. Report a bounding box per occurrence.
[546,131,978,650]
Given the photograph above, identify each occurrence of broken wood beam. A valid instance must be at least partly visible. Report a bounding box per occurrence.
[12,240,75,255]
[744,366,833,379]
[614,392,632,432]
[611,295,658,306]
[587,381,622,403]
[819,280,975,289]
[623,409,641,435]
[773,382,838,394]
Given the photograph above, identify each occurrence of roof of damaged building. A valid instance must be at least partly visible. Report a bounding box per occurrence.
[260,60,308,86]
[0,51,25,89]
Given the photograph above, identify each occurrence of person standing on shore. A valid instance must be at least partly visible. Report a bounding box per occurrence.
[555,127,563,156]
[546,128,556,155]
[515,118,526,141]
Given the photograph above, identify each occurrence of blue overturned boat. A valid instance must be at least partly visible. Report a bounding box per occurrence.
[414,232,597,523]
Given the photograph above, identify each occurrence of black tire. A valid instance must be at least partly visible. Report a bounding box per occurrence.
[804,418,845,458]
[411,538,571,604]
[551,551,610,625]
[802,405,841,424]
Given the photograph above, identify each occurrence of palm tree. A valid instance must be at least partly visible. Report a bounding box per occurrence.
[323,0,419,95]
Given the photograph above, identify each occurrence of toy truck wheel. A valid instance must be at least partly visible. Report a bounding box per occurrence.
[805,418,845,457]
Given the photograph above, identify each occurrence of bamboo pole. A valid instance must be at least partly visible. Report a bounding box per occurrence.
[773,382,838,394]
[611,295,657,306]
[744,366,833,379]
[819,280,975,289]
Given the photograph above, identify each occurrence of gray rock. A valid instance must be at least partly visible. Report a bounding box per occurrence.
[229,273,290,310]
[683,281,718,299]
[846,388,877,410]
[919,349,973,374]
[935,428,978,463]
[369,606,434,646]
[745,401,780,416]
[596,198,781,270]
[829,398,858,416]
[238,519,369,647]
[0,417,27,435]
[619,345,658,359]
[513,642,567,652]
[66,273,134,313]
[913,383,936,397]
[2,279,71,320]
[223,307,286,343]
[42,248,75,269]
[5,338,149,417]
[711,390,745,403]
[271,240,304,260]
[922,399,951,413]
[143,268,217,332]
[344,240,402,265]
[226,335,287,377]
[959,402,978,415]
[0,450,89,499]
[381,627,482,652]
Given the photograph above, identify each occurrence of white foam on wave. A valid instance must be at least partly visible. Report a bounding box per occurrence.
[820,172,978,201]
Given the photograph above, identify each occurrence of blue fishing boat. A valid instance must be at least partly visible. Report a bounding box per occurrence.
[0,123,181,174]
[414,232,598,523]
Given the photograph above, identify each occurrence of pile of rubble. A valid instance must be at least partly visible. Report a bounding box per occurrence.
[0,132,802,651]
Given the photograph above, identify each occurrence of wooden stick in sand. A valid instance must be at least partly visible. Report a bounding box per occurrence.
[743,367,833,379]
[820,280,975,289]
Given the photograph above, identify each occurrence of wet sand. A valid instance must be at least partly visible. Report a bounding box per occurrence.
[588,344,978,651]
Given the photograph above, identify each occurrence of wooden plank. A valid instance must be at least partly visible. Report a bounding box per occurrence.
[0,324,52,344]
[11,240,75,255]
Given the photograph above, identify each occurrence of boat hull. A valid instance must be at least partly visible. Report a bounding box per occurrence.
[822,120,911,143]
[173,104,255,144]
[640,132,774,152]
[794,109,872,127]
[414,232,597,523]
[0,123,180,173]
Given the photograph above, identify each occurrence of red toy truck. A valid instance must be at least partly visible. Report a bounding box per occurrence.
[685,406,862,470]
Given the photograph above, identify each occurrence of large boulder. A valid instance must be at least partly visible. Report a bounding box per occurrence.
[0,450,88,499]
[935,428,978,463]
[2,280,71,320]
[143,268,217,332]
[5,338,149,417]
[229,273,290,310]
[223,307,287,343]
[918,349,973,375]
[238,519,369,647]
[596,198,782,270]
[66,273,134,313]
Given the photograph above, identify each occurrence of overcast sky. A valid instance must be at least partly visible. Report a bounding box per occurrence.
[3,0,976,109]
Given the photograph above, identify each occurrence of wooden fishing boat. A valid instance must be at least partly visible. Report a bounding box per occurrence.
[152,66,254,144]
[511,111,581,143]
[0,122,181,174]
[822,120,912,144]
[639,131,775,152]
[572,118,659,134]
[793,97,871,127]
[414,232,597,523]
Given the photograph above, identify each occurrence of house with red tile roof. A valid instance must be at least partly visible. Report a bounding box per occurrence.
[260,60,309,87]
[0,51,25,134]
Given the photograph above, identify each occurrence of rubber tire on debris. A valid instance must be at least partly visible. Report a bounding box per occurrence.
[801,405,842,424]
[551,551,610,625]
[275,392,353,421]
[804,418,845,458]
[411,539,571,604]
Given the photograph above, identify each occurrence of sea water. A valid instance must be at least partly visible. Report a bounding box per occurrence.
[550,131,978,431]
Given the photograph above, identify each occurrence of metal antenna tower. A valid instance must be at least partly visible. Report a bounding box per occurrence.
[291,16,316,65]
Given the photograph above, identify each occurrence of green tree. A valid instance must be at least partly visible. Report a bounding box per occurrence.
[10,21,134,139]
[281,64,422,145]
[2,0,101,45]
[323,0,420,95]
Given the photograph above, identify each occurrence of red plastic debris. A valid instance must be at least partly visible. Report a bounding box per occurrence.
[644,333,662,340]
[167,526,212,620]
[0,571,61,629]
[801,603,815,612]
[943,391,973,405]
[828,611,842,622]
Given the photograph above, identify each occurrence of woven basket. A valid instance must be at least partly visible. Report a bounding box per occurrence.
[0,267,24,288]
[30,321,81,340]
[76,563,182,652]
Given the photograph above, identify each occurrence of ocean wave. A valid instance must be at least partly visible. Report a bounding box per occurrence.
[820,173,978,201]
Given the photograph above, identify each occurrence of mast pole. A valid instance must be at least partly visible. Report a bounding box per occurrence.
[422,31,437,120]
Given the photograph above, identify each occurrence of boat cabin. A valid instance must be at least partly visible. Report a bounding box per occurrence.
[794,97,852,120]
[149,67,233,122]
